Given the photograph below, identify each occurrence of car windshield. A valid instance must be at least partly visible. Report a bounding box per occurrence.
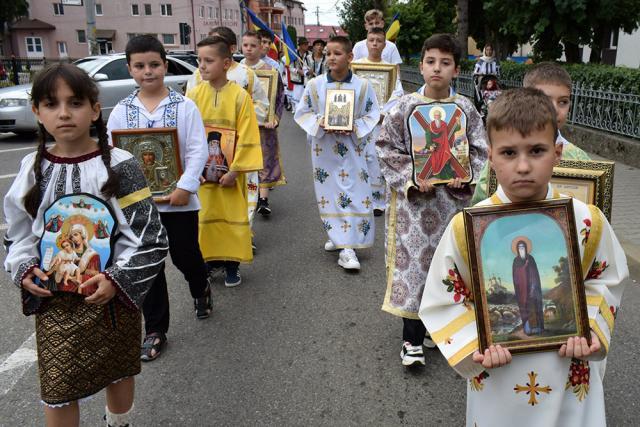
[74,57,112,74]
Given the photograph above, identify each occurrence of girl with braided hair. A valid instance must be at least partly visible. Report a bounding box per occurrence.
[3,63,168,427]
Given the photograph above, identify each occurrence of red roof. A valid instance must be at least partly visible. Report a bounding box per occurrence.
[303,25,348,43]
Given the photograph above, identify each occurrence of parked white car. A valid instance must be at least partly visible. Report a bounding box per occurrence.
[0,54,196,135]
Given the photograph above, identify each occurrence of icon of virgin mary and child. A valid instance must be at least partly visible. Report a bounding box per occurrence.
[43,222,103,295]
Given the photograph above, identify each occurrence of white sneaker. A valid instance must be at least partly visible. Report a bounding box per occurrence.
[338,249,360,270]
[324,239,337,251]
[401,341,425,367]
[423,334,437,349]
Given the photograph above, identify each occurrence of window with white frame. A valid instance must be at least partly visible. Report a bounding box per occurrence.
[200,33,207,41]
[57,41,68,57]
[161,4,172,16]
[25,37,43,55]
[53,3,64,15]
[207,6,212,19]
[224,9,228,19]
[131,4,139,15]
[95,3,103,15]
[162,34,175,44]
[214,7,219,19]
[144,3,152,15]
[77,30,86,43]
[199,5,204,17]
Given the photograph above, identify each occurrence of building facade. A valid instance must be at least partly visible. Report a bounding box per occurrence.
[248,0,304,42]
[2,0,305,59]
[302,25,347,44]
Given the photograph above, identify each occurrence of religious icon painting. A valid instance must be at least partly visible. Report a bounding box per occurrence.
[256,69,279,124]
[408,102,472,186]
[38,193,117,296]
[463,198,590,354]
[487,159,615,221]
[202,126,236,184]
[111,128,182,202]
[351,63,397,107]
[324,89,355,131]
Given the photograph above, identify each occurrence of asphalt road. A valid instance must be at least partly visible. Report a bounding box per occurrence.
[0,114,639,426]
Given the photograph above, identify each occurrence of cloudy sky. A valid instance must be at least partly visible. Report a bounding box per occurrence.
[303,0,342,26]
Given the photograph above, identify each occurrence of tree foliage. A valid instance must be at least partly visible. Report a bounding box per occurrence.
[287,25,298,48]
[466,0,640,63]
[0,0,28,29]
[386,0,456,60]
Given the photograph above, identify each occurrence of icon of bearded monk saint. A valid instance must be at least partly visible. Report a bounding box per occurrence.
[511,237,544,336]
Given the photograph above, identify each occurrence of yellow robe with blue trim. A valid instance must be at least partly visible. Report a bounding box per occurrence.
[187,81,262,262]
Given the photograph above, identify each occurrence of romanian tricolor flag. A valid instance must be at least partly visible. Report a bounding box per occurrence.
[245,6,273,35]
[243,6,279,60]
[386,13,400,42]
[281,21,297,66]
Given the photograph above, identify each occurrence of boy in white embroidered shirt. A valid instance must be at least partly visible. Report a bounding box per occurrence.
[107,35,211,362]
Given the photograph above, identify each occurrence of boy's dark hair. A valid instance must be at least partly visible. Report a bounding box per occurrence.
[312,39,326,46]
[298,37,309,45]
[367,27,386,37]
[523,62,572,91]
[257,29,273,42]
[242,30,260,41]
[208,26,237,46]
[486,88,558,143]
[327,36,352,53]
[125,34,166,64]
[27,64,118,218]
[197,36,232,59]
[420,34,461,66]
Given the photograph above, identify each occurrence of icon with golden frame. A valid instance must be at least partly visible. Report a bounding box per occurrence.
[324,89,355,131]
[487,160,615,221]
[202,125,236,184]
[351,62,397,107]
[464,198,590,354]
[255,69,279,124]
[111,128,182,203]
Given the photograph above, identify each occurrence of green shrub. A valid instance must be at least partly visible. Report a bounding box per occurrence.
[461,60,640,94]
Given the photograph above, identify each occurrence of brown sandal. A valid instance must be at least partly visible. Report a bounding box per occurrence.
[140,332,166,362]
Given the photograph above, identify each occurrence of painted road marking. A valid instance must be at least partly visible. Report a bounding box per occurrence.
[0,174,17,180]
[0,333,37,396]
[0,146,37,154]
[0,224,7,230]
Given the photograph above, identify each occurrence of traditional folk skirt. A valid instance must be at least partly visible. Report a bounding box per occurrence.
[35,293,141,405]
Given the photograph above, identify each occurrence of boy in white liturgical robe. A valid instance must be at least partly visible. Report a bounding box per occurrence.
[294,36,380,271]
[420,88,628,427]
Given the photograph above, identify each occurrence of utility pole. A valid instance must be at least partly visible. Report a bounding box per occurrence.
[315,5,320,26]
[85,0,99,55]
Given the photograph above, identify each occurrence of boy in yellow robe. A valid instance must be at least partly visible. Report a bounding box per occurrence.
[187,36,262,287]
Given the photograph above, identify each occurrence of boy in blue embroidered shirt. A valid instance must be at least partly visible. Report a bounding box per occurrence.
[107,35,211,362]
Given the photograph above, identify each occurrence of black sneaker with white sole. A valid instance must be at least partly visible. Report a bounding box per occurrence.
[194,286,212,319]
[256,197,272,216]
[401,341,426,367]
